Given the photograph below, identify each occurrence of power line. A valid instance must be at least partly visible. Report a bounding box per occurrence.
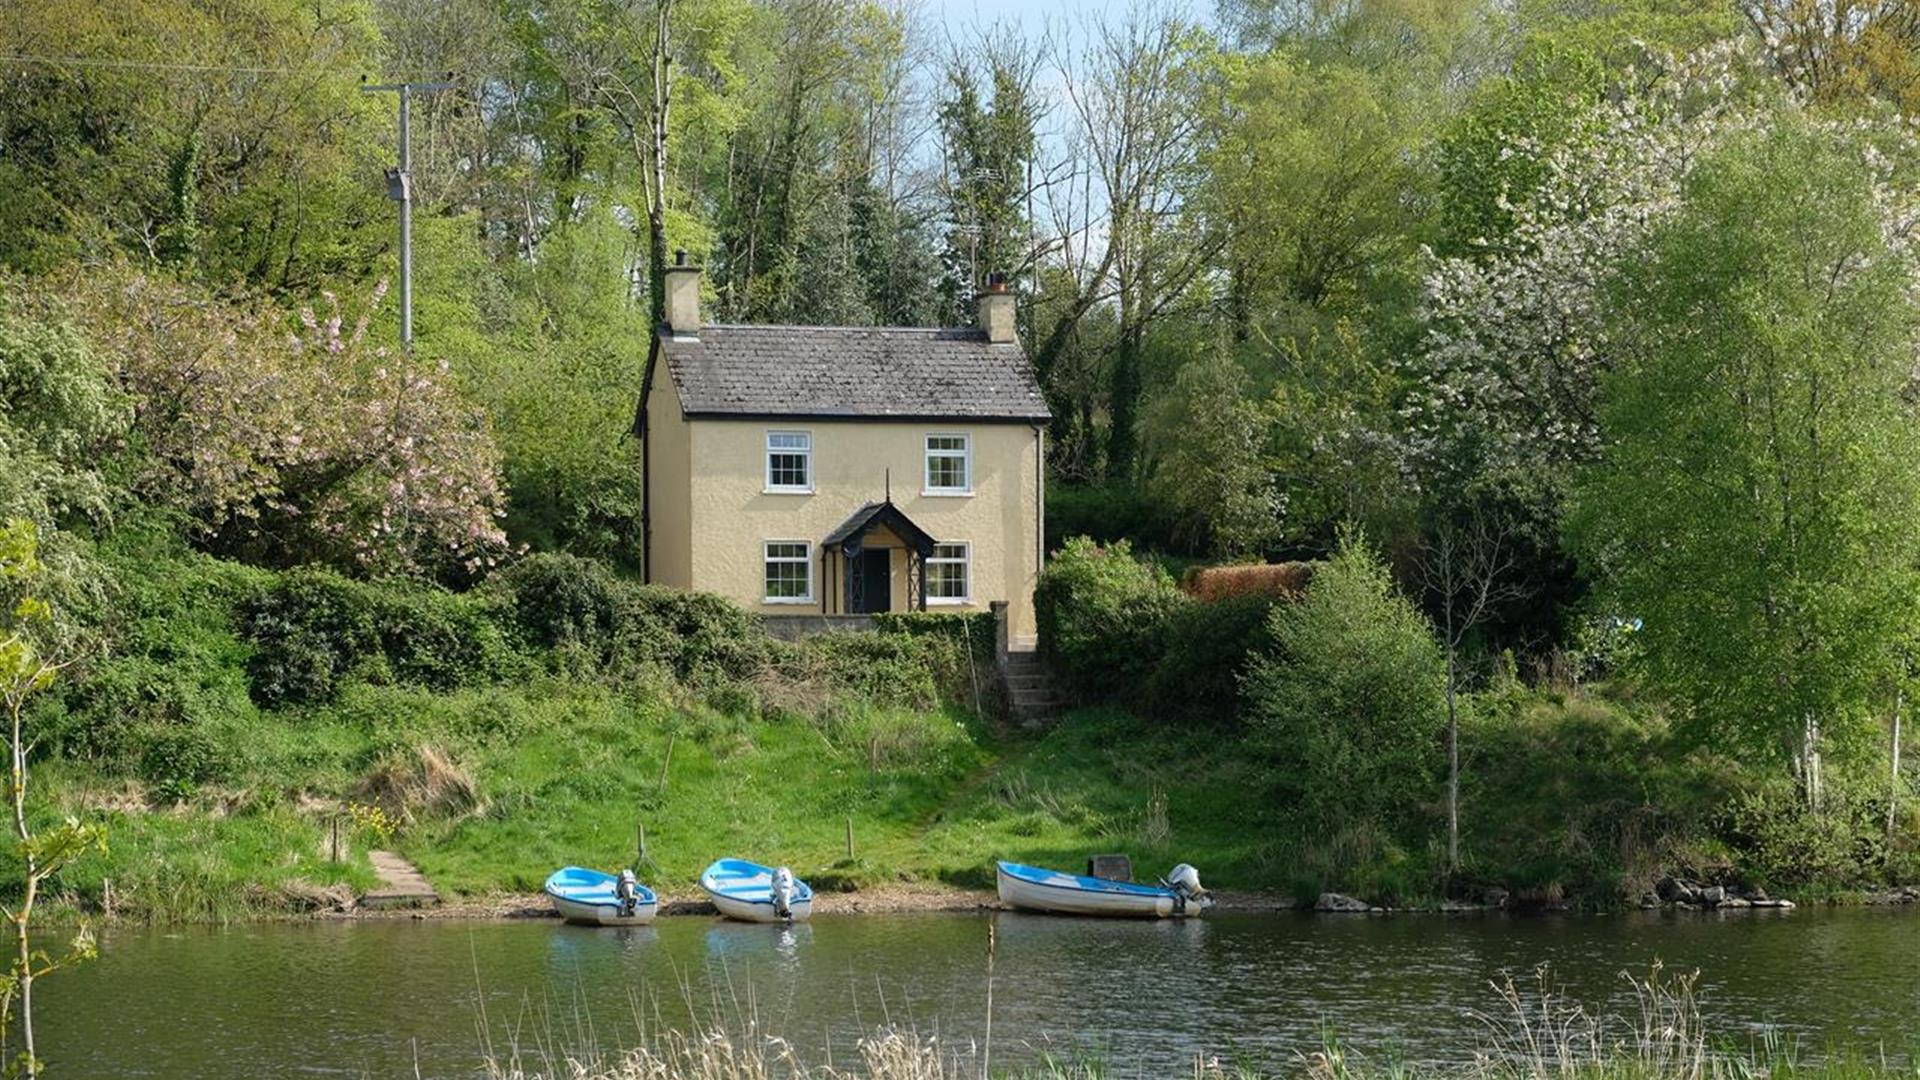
[0,52,458,80]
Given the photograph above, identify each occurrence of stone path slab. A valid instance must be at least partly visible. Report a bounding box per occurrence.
[362,850,441,910]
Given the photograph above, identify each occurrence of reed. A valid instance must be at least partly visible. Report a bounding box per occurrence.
[482,964,1919,1080]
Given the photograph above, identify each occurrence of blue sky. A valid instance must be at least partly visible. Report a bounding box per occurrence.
[935,0,1138,35]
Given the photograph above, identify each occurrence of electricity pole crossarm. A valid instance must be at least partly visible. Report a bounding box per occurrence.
[361,79,452,353]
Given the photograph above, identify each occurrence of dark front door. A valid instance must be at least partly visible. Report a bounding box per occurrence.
[852,548,891,614]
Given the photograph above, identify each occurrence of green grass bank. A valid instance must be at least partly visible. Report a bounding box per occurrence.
[14,529,1919,923]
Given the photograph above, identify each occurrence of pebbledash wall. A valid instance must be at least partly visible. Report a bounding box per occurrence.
[644,363,1045,642]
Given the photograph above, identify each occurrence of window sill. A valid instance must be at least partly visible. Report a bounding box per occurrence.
[763,487,814,496]
[920,489,973,498]
[927,597,972,606]
[763,597,816,606]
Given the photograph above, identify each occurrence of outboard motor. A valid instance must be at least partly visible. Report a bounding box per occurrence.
[1165,863,1208,913]
[771,866,795,921]
[616,869,640,917]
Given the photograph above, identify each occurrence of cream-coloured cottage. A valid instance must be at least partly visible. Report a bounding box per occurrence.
[638,258,1049,641]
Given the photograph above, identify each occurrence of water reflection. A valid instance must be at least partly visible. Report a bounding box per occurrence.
[31,908,1920,1080]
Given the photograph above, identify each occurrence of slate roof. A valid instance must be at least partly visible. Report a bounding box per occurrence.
[657,324,1050,421]
[823,500,938,557]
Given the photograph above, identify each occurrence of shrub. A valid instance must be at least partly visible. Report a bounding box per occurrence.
[1034,537,1187,702]
[241,569,380,707]
[45,534,267,763]
[138,723,232,801]
[776,632,960,712]
[491,553,767,684]
[1244,531,1446,839]
[1045,483,1188,554]
[240,568,517,707]
[1143,594,1278,727]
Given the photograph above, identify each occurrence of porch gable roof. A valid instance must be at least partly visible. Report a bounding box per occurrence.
[823,500,937,559]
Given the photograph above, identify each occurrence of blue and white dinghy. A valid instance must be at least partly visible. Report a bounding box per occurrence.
[996,860,1211,918]
[544,866,658,926]
[699,858,814,923]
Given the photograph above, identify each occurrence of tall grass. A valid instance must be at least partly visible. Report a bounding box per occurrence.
[483,966,1918,1080]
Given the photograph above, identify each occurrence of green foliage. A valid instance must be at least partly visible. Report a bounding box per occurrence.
[0,283,132,531]
[137,724,232,803]
[771,632,958,713]
[1244,531,1445,841]
[427,211,650,568]
[490,553,766,684]
[240,568,517,708]
[1045,484,1187,555]
[1143,594,1279,728]
[1570,117,1920,773]
[1433,44,1607,258]
[1143,348,1280,557]
[1033,538,1186,701]
[1461,684,1722,900]
[0,0,389,289]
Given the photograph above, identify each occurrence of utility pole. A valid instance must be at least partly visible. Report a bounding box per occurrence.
[361,79,452,353]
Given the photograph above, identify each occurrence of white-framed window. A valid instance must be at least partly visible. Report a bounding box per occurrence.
[765,431,812,493]
[926,542,970,604]
[924,433,971,494]
[763,540,814,603]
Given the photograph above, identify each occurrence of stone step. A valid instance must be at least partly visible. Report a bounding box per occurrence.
[362,849,440,910]
[1004,673,1050,690]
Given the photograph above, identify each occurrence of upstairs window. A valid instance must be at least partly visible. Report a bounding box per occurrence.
[766,431,812,492]
[924,434,971,494]
[763,541,813,602]
[927,542,970,603]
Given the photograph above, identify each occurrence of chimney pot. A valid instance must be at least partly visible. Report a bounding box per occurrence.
[675,248,688,267]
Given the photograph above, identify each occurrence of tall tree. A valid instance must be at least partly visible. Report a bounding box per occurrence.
[1054,2,1217,481]
[1568,115,1920,802]
[936,32,1041,325]
[0,0,390,290]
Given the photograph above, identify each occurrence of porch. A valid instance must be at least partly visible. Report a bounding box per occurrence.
[817,499,936,616]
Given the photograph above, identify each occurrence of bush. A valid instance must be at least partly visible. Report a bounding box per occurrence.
[240,568,517,707]
[139,723,233,801]
[1034,537,1186,702]
[44,534,267,763]
[1045,483,1188,554]
[1244,531,1446,840]
[491,553,767,684]
[1143,594,1277,727]
[873,610,996,661]
[776,632,960,712]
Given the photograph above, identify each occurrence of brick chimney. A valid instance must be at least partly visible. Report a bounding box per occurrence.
[665,249,701,336]
[978,272,1015,344]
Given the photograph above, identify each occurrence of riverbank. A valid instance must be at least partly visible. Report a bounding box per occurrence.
[335,881,1316,921]
[22,540,1918,925]
[37,683,1920,925]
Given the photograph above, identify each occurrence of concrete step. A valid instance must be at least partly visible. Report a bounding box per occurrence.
[1004,673,1050,691]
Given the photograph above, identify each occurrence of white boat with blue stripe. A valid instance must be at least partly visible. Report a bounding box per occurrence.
[996,860,1210,917]
[544,866,658,925]
[700,858,813,923]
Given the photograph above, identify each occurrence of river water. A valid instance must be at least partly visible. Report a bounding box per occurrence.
[35,907,1920,1078]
